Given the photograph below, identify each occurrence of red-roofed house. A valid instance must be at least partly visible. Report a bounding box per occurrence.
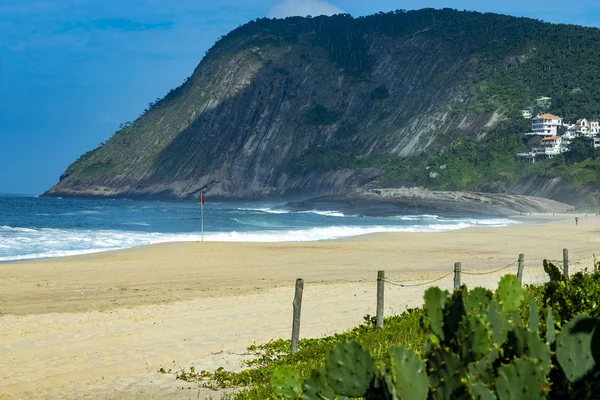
[526,114,563,136]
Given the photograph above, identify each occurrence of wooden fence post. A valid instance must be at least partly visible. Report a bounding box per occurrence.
[291,278,304,353]
[376,271,385,329]
[454,262,462,291]
[517,253,525,283]
[563,248,569,279]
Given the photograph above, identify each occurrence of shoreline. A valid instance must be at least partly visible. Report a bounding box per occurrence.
[0,213,589,315]
[1,213,598,399]
[1,213,537,265]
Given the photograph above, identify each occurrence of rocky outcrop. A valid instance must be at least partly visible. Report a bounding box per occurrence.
[508,175,596,208]
[286,188,573,217]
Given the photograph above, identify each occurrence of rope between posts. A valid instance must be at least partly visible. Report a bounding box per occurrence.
[381,259,519,288]
[382,272,453,288]
[461,260,518,276]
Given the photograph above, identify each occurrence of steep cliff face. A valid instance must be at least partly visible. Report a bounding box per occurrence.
[44,10,600,201]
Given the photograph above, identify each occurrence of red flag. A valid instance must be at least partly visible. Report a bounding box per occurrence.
[201,192,205,205]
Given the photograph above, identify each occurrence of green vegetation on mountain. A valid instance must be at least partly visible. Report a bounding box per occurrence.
[46,9,600,205]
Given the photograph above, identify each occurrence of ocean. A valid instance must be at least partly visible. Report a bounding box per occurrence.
[0,195,518,262]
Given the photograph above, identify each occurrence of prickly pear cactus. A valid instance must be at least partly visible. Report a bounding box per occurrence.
[443,288,467,343]
[427,346,467,400]
[465,287,491,316]
[456,314,492,363]
[302,365,336,400]
[503,327,551,374]
[468,347,499,386]
[468,381,497,400]
[324,341,378,397]
[388,346,429,400]
[424,287,448,340]
[496,275,524,313]
[556,314,599,382]
[528,297,539,333]
[271,365,303,399]
[487,298,509,345]
[495,358,549,400]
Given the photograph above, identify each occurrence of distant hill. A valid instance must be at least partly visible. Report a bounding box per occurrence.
[45,9,600,205]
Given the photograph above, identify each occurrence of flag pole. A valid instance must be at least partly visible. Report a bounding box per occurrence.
[201,190,204,242]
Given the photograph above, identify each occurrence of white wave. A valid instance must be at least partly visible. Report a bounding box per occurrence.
[0,227,201,263]
[299,210,347,217]
[237,207,348,217]
[237,207,291,214]
[58,210,104,216]
[0,218,519,262]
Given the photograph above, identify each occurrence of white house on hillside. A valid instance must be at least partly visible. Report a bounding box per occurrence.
[534,136,563,155]
[517,107,600,163]
[565,119,600,137]
[526,114,563,136]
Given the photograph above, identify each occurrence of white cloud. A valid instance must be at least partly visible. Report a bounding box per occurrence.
[267,0,344,18]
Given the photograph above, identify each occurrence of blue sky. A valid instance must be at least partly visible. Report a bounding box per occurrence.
[1,0,599,194]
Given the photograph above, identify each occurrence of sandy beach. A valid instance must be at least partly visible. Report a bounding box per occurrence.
[2,214,600,399]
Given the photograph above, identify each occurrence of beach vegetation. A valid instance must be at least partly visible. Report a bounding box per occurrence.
[167,261,600,399]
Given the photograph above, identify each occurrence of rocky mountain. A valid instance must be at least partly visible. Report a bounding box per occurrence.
[44,9,600,203]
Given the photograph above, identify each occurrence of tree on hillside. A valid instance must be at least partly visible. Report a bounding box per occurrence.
[564,136,595,164]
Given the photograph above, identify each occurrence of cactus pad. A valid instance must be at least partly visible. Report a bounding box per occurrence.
[443,289,467,343]
[427,347,467,400]
[457,314,491,362]
[528,296,539,333]
[503,327,551,374]
[302,365,336,400]
[468,381,497,400]
[388,346,429,400]
[324,341,377,397]
[271,366,302,399]
[487,298,509,345]
[496,275,523,313]
[556,314,599,383]
[468,347,498,385]
[424,287,448,340]
[495,358,549,400]
[465,287,491,315]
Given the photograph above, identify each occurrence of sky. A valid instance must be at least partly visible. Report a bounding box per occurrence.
[1,0,599,194]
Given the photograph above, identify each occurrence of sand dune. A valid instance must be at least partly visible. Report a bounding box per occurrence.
[1,214,599,399]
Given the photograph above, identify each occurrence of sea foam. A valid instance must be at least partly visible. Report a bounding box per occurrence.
[0,218,518,262]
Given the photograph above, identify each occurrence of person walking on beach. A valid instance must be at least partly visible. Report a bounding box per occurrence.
[575,216,579,226]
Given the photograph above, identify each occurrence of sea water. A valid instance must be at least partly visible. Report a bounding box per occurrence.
[0,195,518,262]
